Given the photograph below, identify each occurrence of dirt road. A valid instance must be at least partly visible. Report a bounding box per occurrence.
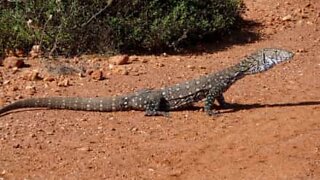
[0,0,319,179]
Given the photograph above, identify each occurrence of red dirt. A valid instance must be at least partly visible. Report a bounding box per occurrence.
[1,0,319,179]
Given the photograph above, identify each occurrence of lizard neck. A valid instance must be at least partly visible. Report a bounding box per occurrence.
[217,63,249,83]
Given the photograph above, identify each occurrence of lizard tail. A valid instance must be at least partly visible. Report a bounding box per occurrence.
[0,96,128,115]
[242,48,294,75]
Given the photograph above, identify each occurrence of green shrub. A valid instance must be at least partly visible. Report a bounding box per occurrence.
[0,0,243,56]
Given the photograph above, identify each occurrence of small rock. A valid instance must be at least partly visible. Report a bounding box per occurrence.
[296,19,304,26]
[130,67,145,76]
[1,169,6,175]
[5,49,14,57]
[15,49,25,57]
[297,48,307,53]
[3,80,10,85]
[162,52,168,57]
[25,85,36,90]
[11,86,19,91]
[3,56,25,68]
[43,76,55,82]
[111,66,128,75]
[282,14,293,21]
[108,64,115,70]
[13,143,22,148]
[129,55,139,62]
[58,78,71,87]
[86,69,94,75]
[156,63,164,67]
[29,45,42,59]
[140,58,149,63]
[306,21,313,25]
[11,67,19,74]
[46,130,55,135]
[109,55,129,65]
[293,8,302,15]
[25,85,36,95]
[27,71,42,81]
[305,3,311,8]
[77,146,92,152]
[0,98,6,107]
[130,127,139,132]
[14,95,23,100]
[91,70,104,80]
[176,58,182,62]
[187,65,195,70]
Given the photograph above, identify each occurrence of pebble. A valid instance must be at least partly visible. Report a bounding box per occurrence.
[109,55,129,65]
[156,63,164,67]
[90,70,104,80]
[129,55,139,62]
[0,98,6,106]
[58,78,71,87]
[11,67,19,74]
[297,48,307,53]
[29,45,42,59]
[77,146,92,152]
[187,65,195,70]
[1,170,6,175]
[13,143,22,148]
[25,85,37,95]
[111,66,129,75]
[3,56,25,68]
[282,14,293,21]
[27,71,42,81]
[43,76,56,82]
[15,49,25,57]
[140,58,149,63]
[46,130,55,135]
[11,86,19,91]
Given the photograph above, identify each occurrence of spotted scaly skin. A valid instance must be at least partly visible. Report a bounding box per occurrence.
[0,48,294,116]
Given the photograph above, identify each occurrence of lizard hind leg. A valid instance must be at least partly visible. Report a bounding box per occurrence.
[204,94,219,116]
[143,93,170,117]
[204,89,223,116]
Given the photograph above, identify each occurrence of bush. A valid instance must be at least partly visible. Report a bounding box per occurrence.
[0,0,243,56]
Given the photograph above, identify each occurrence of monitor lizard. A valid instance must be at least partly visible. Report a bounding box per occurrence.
[0,48,294,116]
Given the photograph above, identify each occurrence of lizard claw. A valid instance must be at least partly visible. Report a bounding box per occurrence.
[144,110,170,117]
[206,110,220,116]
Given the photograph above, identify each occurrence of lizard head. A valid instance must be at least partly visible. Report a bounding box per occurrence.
[241,48,294,75]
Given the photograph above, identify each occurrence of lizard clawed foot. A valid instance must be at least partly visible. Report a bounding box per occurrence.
[205,110,220,116]
[144,110,170,117]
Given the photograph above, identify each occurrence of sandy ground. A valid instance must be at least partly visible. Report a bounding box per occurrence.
[0,0,319,179]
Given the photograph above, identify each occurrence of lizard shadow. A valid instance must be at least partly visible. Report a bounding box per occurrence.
[172,101,320,114]
[215,101,320,114]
